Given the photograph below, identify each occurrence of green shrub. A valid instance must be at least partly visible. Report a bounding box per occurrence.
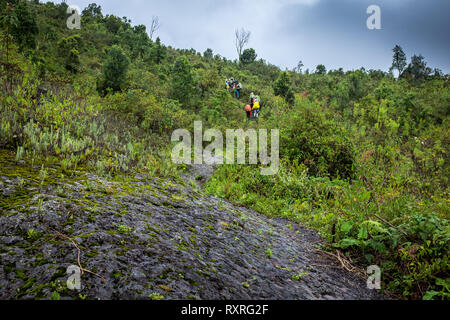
[170,55,197,107]
[280,101,355,179]
[98,45,130,93]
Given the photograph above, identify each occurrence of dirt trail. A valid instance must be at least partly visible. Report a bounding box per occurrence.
[0,151,384,299]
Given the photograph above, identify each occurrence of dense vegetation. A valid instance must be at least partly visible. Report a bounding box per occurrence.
[0,1,448,299]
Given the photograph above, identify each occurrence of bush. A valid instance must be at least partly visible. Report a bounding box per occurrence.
[280,102,355,179]
[98,45,130,93]
[57,35,82,73]
[274,72,290,97]
[170,55,196,107]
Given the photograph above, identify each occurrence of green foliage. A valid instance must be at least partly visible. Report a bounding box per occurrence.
[390,45,407,75]
[240,48,257,65]
[148,292,165,300]
[81,3,103,20]
[8,0,38,53]
[99,45,129,93]
[273,71,290,97]
[403,54,432,82]
[292,271,307,281]
[57,35,82,73]
[203,48,213,60]
[149,37,166,64]
[170,55,196,107]
[51,291,60,300]
[273,71,294,104]
[315,64,326,75]
[206,62,449,299]
[280,101,355,178]
[348,69,368,100]
[105,14,122,34]
[0,76,181,175]
[0,2,18,37]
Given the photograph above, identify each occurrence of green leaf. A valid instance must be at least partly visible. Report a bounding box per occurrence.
[423,291,439,300]
[340,221,353,234]
[51,291,60,300]
[339,238,360,248]
[368,240,386,253]
[436,278,450,291]
[358,226,368,240]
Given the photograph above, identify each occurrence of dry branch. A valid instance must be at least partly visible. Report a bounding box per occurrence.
[51,228,106,283]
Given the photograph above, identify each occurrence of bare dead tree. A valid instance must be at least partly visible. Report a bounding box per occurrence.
[149,16,161,40]
[235,28,251,60]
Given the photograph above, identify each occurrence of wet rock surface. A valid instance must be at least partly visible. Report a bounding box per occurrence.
[0,152,384,300]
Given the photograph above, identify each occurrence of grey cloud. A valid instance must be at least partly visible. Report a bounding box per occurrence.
[59,0,449,72]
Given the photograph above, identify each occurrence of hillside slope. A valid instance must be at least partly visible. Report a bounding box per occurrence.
[1,0,447,300]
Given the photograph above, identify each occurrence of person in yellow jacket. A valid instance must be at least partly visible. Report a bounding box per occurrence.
[252,99,260,118]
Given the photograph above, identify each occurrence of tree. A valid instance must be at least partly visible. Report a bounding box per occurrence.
[315,64,326,75]
[285,88,295,105]
[295,60,304,73]
[105,14,122,34]
[274,71,295,104]
[198,68,220,97]
[57,35,82,73]
[240,48,257,65]
[149,16,160,40]
[235,28,250,60]
[274,72,290,97]
[82,3,102,19]
[10,0,39,52]
[0,2,18,91]
[149,37,166,64]
[171,56,196,107]
[432,68,443,79]
[121,16,131,28]
[101,45,129,92]
[348,70,366,100]
[403,54,431,81]
[203,48,213,60]
[132,24,151,59]
[390,45,407,77]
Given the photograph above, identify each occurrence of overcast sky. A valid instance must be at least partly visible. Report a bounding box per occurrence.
[56,0,450,73]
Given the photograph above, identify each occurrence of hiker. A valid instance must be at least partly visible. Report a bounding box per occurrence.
[226,78,243,99]
[235,82,242,99]
[249,92,255,108]
[255,95,262,117]
[252,98,260,118]
[229,78,234,89]
[244,104,252,119]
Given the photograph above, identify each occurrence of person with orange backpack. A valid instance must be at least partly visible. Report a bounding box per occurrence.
[244,104,252,120]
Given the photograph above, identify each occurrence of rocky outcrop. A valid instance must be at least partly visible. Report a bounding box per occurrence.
[0,151,383,300]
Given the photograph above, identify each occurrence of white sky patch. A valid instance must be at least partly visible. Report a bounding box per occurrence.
[67,4,82,14]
